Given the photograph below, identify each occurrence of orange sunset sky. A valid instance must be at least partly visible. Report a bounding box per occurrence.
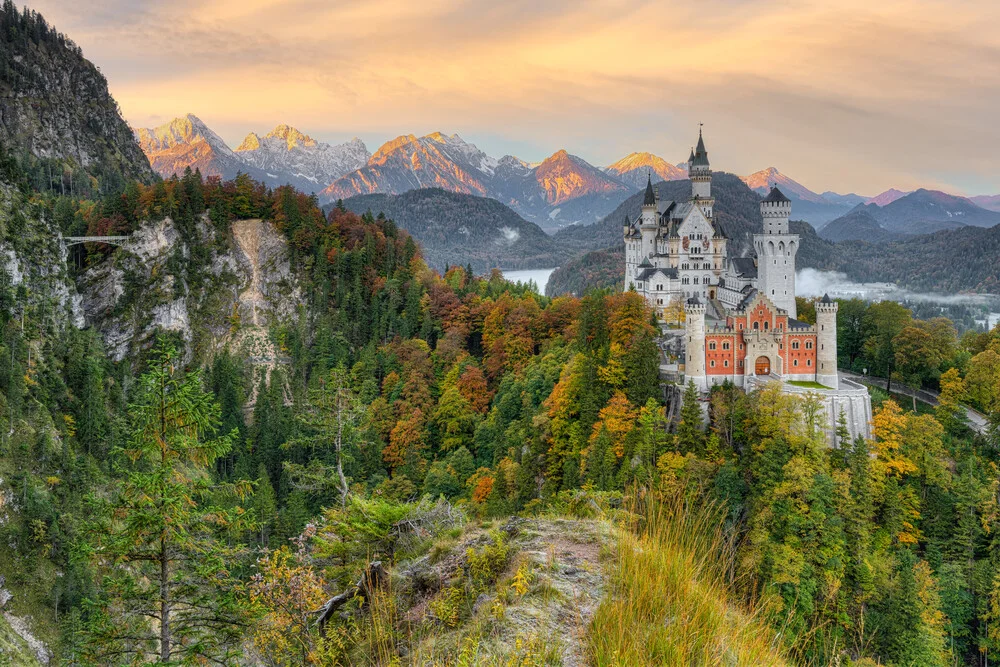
[23,0,1000,196]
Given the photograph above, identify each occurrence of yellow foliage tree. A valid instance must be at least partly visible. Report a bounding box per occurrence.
[870,399,917,479]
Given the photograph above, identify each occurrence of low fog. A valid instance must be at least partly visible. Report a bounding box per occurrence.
[796,269,998,306]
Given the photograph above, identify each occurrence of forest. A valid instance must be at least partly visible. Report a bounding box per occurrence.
[1,155,1000,665]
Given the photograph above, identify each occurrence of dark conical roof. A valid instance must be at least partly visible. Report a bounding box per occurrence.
[687,295,702,305]
[643,174,656,206]
[821,293,832,303]
[688,147,695,163]
[762,186,791,203]
[691,128,709,167]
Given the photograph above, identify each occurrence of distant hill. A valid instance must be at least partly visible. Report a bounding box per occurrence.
[337,188,567,273]
[819,208,903,243]
[822,189,1000,240]
[323,134,632,231]
[604,152,687,188]
[970,194,1000,213]
[0,3,155,190]
[839,224,1000,293]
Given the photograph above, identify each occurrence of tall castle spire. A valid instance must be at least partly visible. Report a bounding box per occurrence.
[689,126,713,214]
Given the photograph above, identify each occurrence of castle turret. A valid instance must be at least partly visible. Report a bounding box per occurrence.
[689,128,714,219]
[640,175,658,258]
[815,294,839,389]
[754,186,799,318]
[684,296,707,391]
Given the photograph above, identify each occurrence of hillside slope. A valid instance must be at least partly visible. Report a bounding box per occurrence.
[339,188,565,273]
[0,3,155,190]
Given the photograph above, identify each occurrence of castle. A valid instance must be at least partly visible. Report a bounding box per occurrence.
[623,130,872,443]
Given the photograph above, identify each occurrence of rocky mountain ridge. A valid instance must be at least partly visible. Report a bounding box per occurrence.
[137,115,369,193]
[604,152,687,188]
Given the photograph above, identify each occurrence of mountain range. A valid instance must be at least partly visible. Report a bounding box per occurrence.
[136,114,370,193]
[820,189,1000,242]
[323,135,636,230]
[135,116,1000,236]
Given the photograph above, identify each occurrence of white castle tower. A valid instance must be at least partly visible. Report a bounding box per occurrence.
[754,186,798,319]
[684,296,707,391]
[640,175,658,258]
[689,128,714,220]
[815,294,839,389]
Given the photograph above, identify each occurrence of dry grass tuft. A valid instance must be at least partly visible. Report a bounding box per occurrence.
[587,490,791,666]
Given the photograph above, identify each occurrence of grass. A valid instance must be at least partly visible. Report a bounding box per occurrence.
[787,380,831,389]
[587,491,791,666]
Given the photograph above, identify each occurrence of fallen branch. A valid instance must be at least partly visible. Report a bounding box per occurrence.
[314,561,389,631]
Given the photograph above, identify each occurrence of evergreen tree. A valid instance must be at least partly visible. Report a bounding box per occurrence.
[675,381,705,455]
[80,341,252,664]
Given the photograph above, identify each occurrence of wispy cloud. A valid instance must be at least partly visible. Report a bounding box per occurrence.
[24,0,1000,195]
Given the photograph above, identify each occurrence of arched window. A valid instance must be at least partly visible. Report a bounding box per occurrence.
[753,322,759,330]
[764,321,769,330]
[793,359,799,367]
[805,341,813,349]
[792,341,800,350]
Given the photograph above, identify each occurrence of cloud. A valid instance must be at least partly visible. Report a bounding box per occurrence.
[24,0,1000,195]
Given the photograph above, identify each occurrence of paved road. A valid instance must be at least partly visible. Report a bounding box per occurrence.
[840,370,991,436]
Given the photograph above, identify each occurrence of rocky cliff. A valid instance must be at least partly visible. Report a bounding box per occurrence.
[0,4,155,189]
[77,214,303,366]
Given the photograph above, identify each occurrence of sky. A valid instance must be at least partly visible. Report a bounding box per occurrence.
[24,0,1000,196]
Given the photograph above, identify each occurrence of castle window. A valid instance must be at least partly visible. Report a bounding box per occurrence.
[709,342,716,350]
[805,341,813,349]
[807,359,812,366]
[694,277,700,284]
[724,360,729,367]
[764,322,769,331]
[793,359,799,367]
[792,341,800,350]
[722,342,730,350]
[682,277,690,285]
[710,360,716,368]
[637,282,643,289]
[753,322,759,330]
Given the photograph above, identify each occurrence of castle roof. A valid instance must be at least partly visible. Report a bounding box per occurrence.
[821,293,832,303]
[687,295,701,305]
[730,257,757,279]
[636,266,678,282]
[762,186,791,203]
[691,129,709,167]
[643,175,656,206]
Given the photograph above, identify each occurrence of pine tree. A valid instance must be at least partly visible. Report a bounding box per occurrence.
[80,340,253,664]
[675,381,705,455]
